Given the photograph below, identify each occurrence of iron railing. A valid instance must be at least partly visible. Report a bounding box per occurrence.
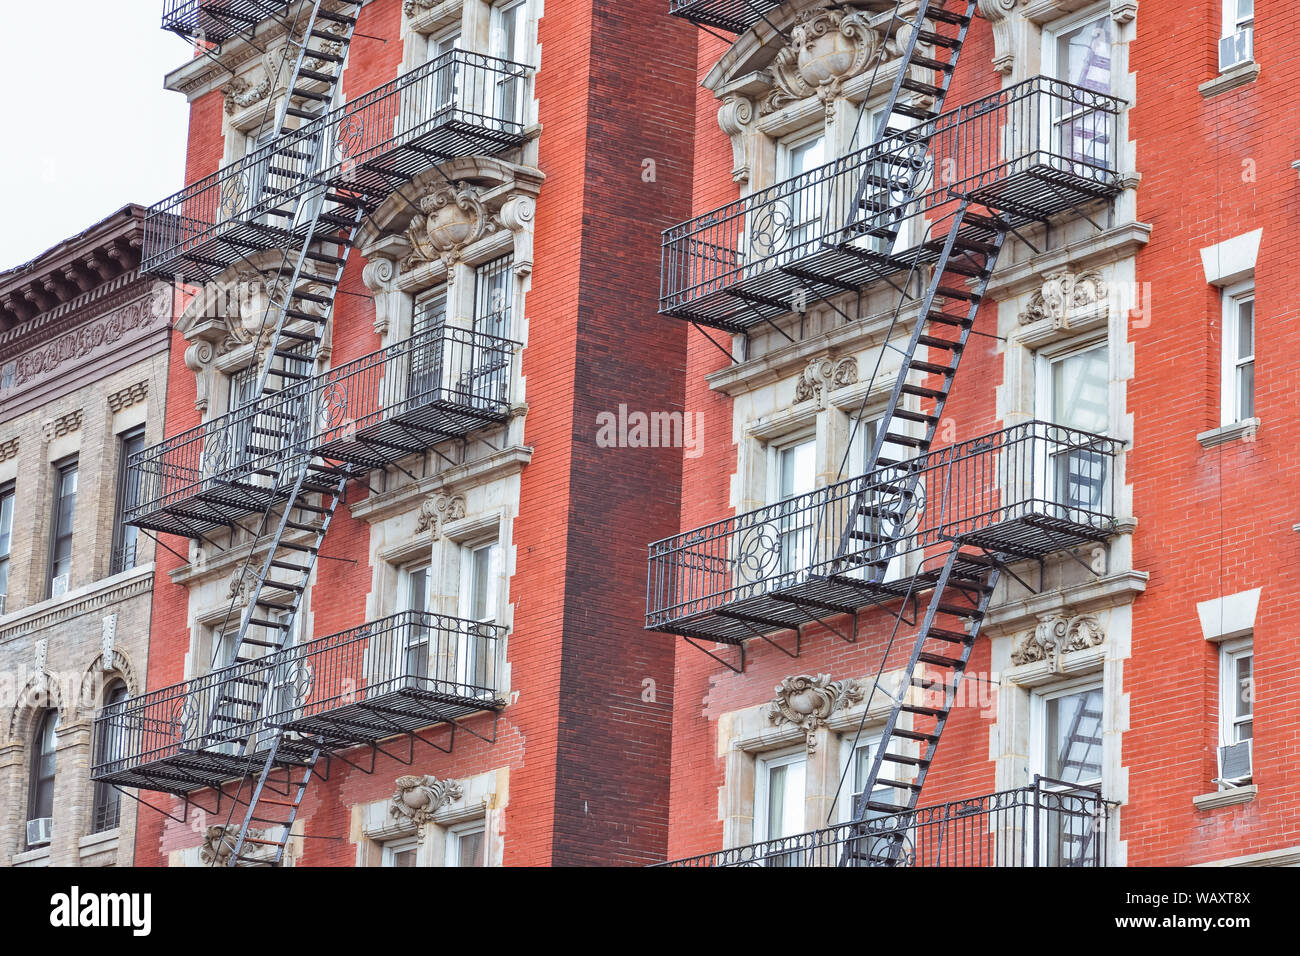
[667,0,783,33]
[123,379,317,533]
[91,611,506,783]
[161,0,289,42]
[647,421,1122,631]
[660,77,1124,327]
[310,323,516,465]
[126,325,514,530]
[659,778,1109,867]
[143,49,531,280]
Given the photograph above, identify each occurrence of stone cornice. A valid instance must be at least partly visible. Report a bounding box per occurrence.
[985,222,1151,299]
[706,300,920,397]
[0,565,154,645]
[983,568,1147,637]
[349,445,533,524]
[0,206,148,331]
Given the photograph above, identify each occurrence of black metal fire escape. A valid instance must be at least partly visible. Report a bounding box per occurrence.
[655,0,1126,864]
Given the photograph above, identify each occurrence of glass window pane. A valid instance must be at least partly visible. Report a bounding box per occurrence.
[1234,654,1253,721]
[1045,688,1103,785]
[1236,363,1254,420]
[779,440,815,500]
[456,828,485,867]
[765,758,805,840]
[1059,16,1112,93]
[1236,300,1253,359]
[1051,347,1109,433]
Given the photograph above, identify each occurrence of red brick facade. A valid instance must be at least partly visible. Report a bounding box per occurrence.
[134,0,696,867]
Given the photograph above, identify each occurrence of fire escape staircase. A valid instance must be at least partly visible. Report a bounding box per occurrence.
[200,0,368,865]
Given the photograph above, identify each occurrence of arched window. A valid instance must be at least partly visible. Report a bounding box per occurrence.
[92,681,128,832]
[27,709,58,847]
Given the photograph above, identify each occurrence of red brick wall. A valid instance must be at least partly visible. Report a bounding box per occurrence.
[1123,0,1300,865]
[135,0,694,867]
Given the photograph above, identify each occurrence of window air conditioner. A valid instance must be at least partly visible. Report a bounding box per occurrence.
[1217,739,1252,786]
[1219,28,1254,71]
[26,817,52,847]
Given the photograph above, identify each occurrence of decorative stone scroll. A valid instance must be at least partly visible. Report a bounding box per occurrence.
[765,673,865,752]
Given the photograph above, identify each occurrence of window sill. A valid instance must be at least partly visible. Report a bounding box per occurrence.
[1197,418,1260,449]
[1199,61,1260,98]
[12,845,51,867]
[1193,784,1257,811]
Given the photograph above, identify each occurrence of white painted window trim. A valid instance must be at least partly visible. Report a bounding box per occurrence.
[754,746,807,844]
[1219,280,1255,426]
[1218,635,1253,749]
[837,730,892,824]
[1029,677,1104,790]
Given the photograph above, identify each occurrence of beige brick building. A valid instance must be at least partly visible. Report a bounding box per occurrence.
[0,205,173,866]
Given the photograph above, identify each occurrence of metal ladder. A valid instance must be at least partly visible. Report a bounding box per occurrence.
[840,543,1001,865]
[847,0,979,229]
[834,203,1009,577]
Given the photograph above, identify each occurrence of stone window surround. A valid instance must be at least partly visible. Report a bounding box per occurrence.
[718,673,912,850]
[3,648,140,863]
[183,567,315,683]
[353,765,506,866]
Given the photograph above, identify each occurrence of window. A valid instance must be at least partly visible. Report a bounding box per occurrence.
[400,562,431,680]
[111,429,146,575]
[754,749,806,864]
[1033,683,1103,866]
[1221,283,1255,425]
[1219,0,1254,69]
[92,682,128,832]
[490,0,528,125]
[473,256,513,338]
[27,709,58,846]
[1218,638,1253,786]
[458,542,500,693]
[0,481,13,613]
[839,736,905,865]
[410,287,448,403]
[1038,343,1109,519]
[844,417,914,581]
[1043,10,1113,170]
[446,821,486,867]
[48,458,78,598]
[382,836,420,867]
[770,436,816,576]
[773,127,827,259]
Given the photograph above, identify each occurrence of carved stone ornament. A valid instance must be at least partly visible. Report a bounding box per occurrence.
[198,824,269,865]
[403,0,441,16]
[718,94,757,184]
[794,355,858,406]
[415,493,467,535]
[221,54,277,115]
[406,181,498,269]
[1010,612,1105,667]
[765,674,866,752]
[764,8,890,118]
[1018,271,1108,328]
[227,565,259,606]
[390,775,465,834]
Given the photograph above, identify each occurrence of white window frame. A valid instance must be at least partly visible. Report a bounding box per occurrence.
[837,731,900,824]
[1030,678,1105,790]
[1222,0,1254,37]
[1034,339,1111,521]
[753,747,807,845]
[1042,4,1114,90]
[398,561,432,681]
[445,819,487,867]
[1220,280,1255,426]
[1218,636,1253,747]
[766,432,817,578]
[382,835,421,867]
[457,539,501,695]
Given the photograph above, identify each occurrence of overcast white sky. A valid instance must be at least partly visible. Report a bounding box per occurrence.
[0,3,190,270]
